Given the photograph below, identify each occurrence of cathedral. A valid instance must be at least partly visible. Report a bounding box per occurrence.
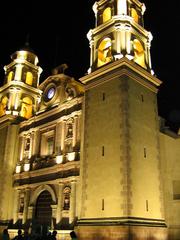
[0,0,180,239]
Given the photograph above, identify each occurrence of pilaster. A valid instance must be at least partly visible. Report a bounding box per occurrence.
[13,189,21,224]
[69,181,76,224]
[56,183,64,224]
[22,188,30,224]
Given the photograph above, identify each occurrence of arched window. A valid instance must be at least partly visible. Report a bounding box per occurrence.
[131,8,139,23]
[133,39,146,69]
[103,7,111,23]
[63,187,71,210]
[20,96,33,119]
[26,72,33,85]
[97,38,112,67]
[7,71,14,82]
[0,96,8,117]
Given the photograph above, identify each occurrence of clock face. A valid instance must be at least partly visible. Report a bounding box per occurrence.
[47,87,55,100]
[44,86,56,102]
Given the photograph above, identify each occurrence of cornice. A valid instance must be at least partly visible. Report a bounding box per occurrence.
[0,115,17,126]
[80,57,161,93]
[19,99,83,133]
[77,216,167,227]
[13,161,80,188]
[4,59,42,72]
[91,15,150,39]
[0,81,42,96]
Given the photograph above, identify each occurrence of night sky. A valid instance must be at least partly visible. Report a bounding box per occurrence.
[0,1,179,130]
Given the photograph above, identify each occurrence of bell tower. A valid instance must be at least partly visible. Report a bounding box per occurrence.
[0,46,42,119]
[0,47,42,228]
[88,0,153,74]
[77,0,167,239]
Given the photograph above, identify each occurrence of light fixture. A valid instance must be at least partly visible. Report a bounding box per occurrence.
[24,163,30,172]
[67,152,76,161]
[15,164,21,173]
[56,155,63,164]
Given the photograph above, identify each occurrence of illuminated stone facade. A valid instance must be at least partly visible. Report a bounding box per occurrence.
[0,0,180,240]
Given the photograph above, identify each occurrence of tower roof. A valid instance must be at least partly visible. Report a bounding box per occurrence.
[10,42,39,66]
[18,41,36,55]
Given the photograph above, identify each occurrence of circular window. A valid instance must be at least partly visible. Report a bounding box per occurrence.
[44,86,56,102]
[47,87,55,99]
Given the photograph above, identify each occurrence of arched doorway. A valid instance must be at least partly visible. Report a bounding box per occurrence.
[34,190,53,234]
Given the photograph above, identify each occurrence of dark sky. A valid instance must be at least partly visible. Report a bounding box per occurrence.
[0,1,179,129]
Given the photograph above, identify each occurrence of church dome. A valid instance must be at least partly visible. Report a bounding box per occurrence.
[11,43,39,65]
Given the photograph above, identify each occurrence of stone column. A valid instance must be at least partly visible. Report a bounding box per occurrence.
[14,89,20,110]
[20,135,25,161]
[34,130,40,157]
[125,29,132,56]
[22,188,30,224]
[92,2,98,26]
[117,0,127,15]
[55,122,62,155]
[56,183,64,224]
[29,132,34,159]
[27,205,34,232]
[28,206,34,219]
[146,32,153,70]
[15,64,23,81]
[61,120,66,152]
[51,204,57,229]
[69,181,76,224]
[90,38,94,70]
[73,116,78,148]
[120,24,126,53]
[114,26,122,60]
[13,189,20,224]
[87,30,94,73]
[7,89,13,111]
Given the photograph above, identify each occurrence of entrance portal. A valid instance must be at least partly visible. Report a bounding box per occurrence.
[34,190,53,234]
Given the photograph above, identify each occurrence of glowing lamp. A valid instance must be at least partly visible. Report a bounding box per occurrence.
[24,163,30,172]
[125,54,134,60]
[56,155,63,164]
[67,152,76,161]
[13,111,19,116]
[16,164,21,173]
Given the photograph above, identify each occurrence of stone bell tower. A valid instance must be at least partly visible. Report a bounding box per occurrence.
[0,45,42,119]
[77,0,167,239]
[87,0,153,74]
[0,46,42,228]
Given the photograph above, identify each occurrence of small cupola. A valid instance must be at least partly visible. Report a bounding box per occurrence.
[0,43,42,119]
[4,43,42,87]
